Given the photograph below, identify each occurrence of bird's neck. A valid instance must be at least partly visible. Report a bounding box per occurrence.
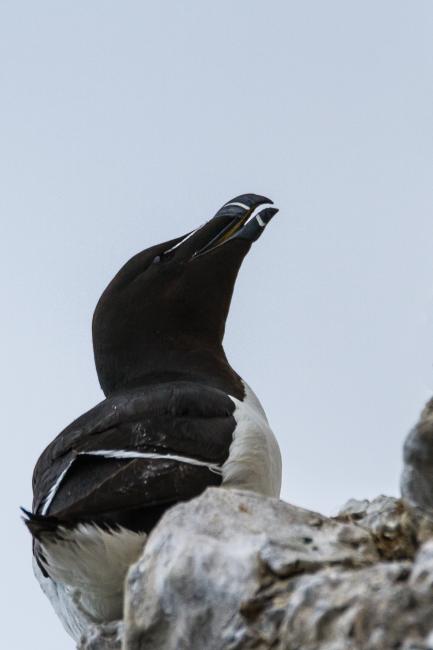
[97,340,245,400]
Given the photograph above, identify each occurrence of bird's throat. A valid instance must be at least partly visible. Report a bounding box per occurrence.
[96,341,244,400]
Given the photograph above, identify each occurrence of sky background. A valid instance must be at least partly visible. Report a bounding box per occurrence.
[1,1,433,648]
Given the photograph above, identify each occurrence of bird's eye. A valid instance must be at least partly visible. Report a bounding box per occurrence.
[154,250,175,265]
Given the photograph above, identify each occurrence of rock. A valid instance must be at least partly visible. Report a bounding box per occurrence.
[338,497,370,517]
[402,397,433,517]
[401,398,433,542]
[78,622,122,650]
[122,488,378,650]
[337,494,418,559]
[79,488,433,650]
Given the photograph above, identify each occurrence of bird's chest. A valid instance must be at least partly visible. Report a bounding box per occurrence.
[222,384,282,498]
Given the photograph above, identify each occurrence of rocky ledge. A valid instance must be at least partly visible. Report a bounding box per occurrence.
[79,487,433,650]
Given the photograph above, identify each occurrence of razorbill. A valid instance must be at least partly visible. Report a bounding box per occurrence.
[24,193,282,642]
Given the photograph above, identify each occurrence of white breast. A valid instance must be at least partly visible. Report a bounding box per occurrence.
[222,382,282,498]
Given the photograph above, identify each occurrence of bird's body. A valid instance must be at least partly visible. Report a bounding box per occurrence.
[25,194,282,642]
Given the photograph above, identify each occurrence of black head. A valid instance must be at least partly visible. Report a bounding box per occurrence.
[93,194,278,396]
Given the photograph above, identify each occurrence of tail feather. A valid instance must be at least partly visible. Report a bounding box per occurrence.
[21,507,64,539]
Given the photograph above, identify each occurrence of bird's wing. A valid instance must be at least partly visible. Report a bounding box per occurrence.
[32,381,236,527]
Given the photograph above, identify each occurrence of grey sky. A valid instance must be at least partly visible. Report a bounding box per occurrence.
[2,1,433,648]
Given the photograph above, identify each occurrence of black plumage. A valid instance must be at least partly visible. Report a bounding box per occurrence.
[24,193,281,640]
[32,381,236,529]
[29,193,277,536]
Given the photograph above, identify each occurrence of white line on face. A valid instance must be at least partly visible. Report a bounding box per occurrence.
[163,226,202,254]
[223,202,250,210]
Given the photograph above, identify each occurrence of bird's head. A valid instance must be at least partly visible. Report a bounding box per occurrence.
[93,194,278,396]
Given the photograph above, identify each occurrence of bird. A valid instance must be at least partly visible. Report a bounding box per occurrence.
[24,193,282,643]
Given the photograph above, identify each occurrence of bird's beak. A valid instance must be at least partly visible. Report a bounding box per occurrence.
[191,194,278,258]
[158,194,278,263]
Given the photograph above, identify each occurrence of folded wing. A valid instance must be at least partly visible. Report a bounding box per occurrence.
[32,381,237,531]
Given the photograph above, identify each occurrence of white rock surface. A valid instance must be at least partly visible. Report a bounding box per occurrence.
[79,488,433,650]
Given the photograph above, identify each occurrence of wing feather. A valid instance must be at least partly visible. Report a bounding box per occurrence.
[32,381,236,524]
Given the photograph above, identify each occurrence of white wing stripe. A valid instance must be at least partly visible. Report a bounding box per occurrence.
[40,451,223,515]
[41,459,75,516]
[83,449,223,473]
